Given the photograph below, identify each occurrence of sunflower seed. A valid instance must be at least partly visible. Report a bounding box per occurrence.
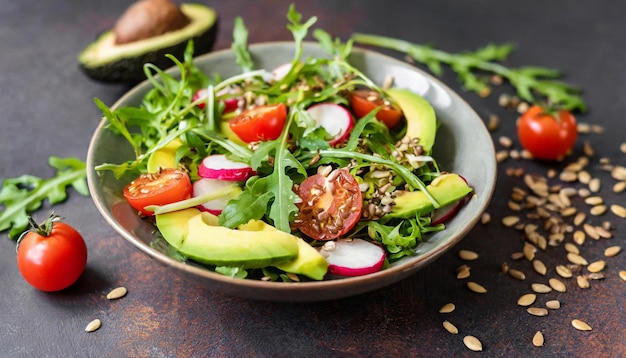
[467,282,487,293]
[564,243,579,254]
[567,252,588,266]
[584,196,603,206]
[85,319,102,333]
[573,230,586,245]
[590,205,607,216]
[508,269,526,280]
[499,136,513,148]
[577,275,590,289]
[613,181,626,193]
[106,286,128,300]
[587,260,606,273]
[610,204,626,219]
[572,319,592,331]
[511,252,525,260]
[523,243,537,261]
[546,300,561,310]
[502,216,520,227]
[605,246,622,257]
[456,264,471,279]
[556,265,573,278]
[549,278,567,292]
[443,320,459,334]
[573,212,586,226]
[532,331,545,347]
[619,270,626,282]
[578,170,591,184]
[559,171,578,182]
[517,293,537,306]
[531,283,552,293]
[439,303,455,313]
[458,250,479,261]
[463,335,483,352]
[588,178,601,193]
[480,212,491,224]
[611,165,626,180]
[527,307,549,316]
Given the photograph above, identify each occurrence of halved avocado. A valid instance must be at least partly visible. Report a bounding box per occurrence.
[78,2,218,84]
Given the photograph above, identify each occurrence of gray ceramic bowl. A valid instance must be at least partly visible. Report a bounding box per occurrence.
[87,42,496,302]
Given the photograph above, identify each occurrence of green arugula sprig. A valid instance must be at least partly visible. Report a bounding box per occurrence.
[0,157,88,238]
[351,33,586,112]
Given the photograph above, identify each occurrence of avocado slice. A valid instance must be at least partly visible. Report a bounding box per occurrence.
[147,138,183,173]
[274,238,329,280]
[388,173,473,219]
[155,208,300,269]
[78,3,218,84]
[385,88,437,154]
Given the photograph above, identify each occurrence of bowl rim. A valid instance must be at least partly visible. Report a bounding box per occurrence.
[86,41,497,301]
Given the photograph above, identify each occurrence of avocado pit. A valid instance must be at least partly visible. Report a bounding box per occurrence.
[114,0,191,45]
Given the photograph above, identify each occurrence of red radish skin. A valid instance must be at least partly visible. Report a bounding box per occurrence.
[430,196,468,225]
[322,238,386,276]
[272,63,293,81]
[306,103,355,146]
[192,88,239,113]
[198,154,256,181]
[193,178,236,215]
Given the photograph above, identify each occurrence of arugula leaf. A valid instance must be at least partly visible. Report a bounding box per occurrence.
[231,16,254,72]
[351,33,586,112]
[286,4,318,62]
[0,157,88,238]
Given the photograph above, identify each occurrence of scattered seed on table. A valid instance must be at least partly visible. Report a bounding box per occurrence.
[613,181,626,193]
[619,270,626,282]
[572,319,592,331]
[587,260,606,273]
[443,320,459,334]
[523,243,537,261]
[620,142,626,153]
[603,246,621,257]
[533,331,545,347]
[567,253,588,266]
[458,250,479,261]
[517,293,537,306]
[610,204,626,219]
[463,335,483,352]
[573,231,586,245]
[546,300,561,310]
[106,286,128,300]
[611,166,626,181]
[85,319,101,333]
[480,212,491,224]
[556,265,573,278]
[533,260,547,276]
[588,178,601,193]
[439,303,455,313]
[527,307,549,317]
[577,275,590,289]
[549,278,567,292]
[531,283,552,293]
[583,223,600,240]
[467,282,487,293]
[502,216,520,227]
[590,205,607,216]
[564,243,579,254]
[456,265,471,279]
[508,269,526,281]
[511,252,525,260]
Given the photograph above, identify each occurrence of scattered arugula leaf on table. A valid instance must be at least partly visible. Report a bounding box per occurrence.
[0,157,88,238]
[351,33,586,112]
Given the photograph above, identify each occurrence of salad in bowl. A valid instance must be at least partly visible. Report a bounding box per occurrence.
[87,6,495,301]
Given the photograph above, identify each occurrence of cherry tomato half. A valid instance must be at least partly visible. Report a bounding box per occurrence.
[17,214,87,292]
[229,103,288,143]
[517,105,578,160]
[349,89,403,128]
[295,168,363,241]
[123,168,192,216]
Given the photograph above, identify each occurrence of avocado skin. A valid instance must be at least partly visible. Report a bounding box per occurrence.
[389,173,473,219]
[79,23,217,84]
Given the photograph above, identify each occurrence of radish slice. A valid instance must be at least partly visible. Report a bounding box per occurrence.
[321,238,386,276]
[192,88,239,113]
[306,103,355,146]
[272,63,293,81]
[431,195,469,225]
[198,154,256,181]
[193,178,238,215]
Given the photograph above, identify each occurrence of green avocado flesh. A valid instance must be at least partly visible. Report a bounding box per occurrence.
[389,173,473,219]
[385,88,437,154]
[156,208,328,279]
[78,3,218,84]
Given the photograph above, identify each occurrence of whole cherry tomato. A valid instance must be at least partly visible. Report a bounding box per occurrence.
[517,105,578,160]
[295,168,363,241]
[17,213,87,292]
[229,103,288,143]
[349,89,403,128]
[123,168,192,216]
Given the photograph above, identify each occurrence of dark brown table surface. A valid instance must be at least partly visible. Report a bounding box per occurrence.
[2,0,625,356]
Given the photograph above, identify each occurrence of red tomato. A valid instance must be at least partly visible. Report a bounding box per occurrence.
[517,105,578,160]
[17,214,87,292]
[228,103,288,143]
[123,168,192,216]
[295,168,363,241]
[349,89,403,128]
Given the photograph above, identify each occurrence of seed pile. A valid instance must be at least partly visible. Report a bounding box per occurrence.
[438,115,625,352]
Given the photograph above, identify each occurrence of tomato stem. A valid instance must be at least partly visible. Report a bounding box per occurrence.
[16,211,62,250]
